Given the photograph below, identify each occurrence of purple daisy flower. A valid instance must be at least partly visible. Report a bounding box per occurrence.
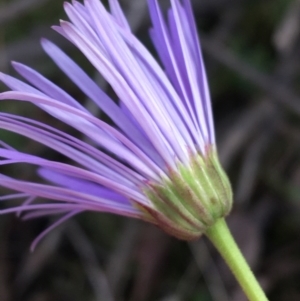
[0,0,232,250]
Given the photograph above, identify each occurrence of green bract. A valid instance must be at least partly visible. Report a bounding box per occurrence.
[141,147,233,240]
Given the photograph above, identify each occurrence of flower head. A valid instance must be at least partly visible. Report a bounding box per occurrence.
[0,0,232,249]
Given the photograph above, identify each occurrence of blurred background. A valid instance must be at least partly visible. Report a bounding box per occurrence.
[0,0,300,300]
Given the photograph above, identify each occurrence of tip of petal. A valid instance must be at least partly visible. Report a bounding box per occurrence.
[50,25,62,34]
[11,61,22,69]
[0,72,9,82]
[40,37,48,45]
[63,1,70,8]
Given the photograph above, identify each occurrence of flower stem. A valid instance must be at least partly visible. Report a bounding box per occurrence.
[205,218,268,301]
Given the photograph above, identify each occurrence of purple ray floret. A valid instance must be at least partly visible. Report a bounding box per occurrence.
[0,0,216,249]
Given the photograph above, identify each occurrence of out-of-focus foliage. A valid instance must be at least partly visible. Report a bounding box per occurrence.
[1,0,300,300]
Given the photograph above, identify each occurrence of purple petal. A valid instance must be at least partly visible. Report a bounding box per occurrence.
[30,210,81,251]
[59,19,176,165]
[0,72,114,144]
[0,115,139,185]
[0,148,148,203]
[85,0,189,162]
[182,0,215,144]
[148,1,208,152]
[0,91,162,179]
[38,167,131,206]
[12,62,85,110]
[41,39,163,166]
[0,174,144,215]
[108,0,131,31]
[0,113,145,184]
[170,1,210,143]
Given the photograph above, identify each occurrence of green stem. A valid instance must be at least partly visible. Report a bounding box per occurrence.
[205,218,268,301]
